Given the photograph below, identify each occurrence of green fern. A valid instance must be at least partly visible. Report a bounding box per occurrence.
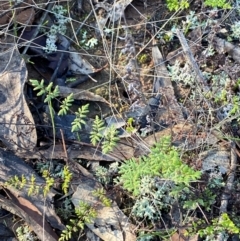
[16,225,38,241]
[30,79,45,95]
[62,166,72,194]
[7,174,39,196]
[42,170,55,197]
[58,93,74,116]
[117,136,201,196]
[204,0,231,8]
[44,82,59,102]
[92,188,112,207]
[190,213,240,239]
[71,103,89,132]
[90,115,105,146]
[30,80,59,102]
[7,175,26,190]
[126,117,135,133]
[30,79,60,143]
[59,201,97,241]
[102,125,119,154]
[28,174,38,196]
[166,0,189,11]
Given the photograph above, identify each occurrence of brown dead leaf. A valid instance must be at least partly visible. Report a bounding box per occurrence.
[0,42,37,151]
[0,0,35,25]
[15,8,35,25]
[58,86,109,104]
[4,190,59,241]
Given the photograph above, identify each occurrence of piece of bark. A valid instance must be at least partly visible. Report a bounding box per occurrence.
[167,27,202,65]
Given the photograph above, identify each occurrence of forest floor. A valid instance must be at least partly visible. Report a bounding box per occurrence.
[1,0,240,241]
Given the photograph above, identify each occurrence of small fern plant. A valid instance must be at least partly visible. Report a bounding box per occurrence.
[42,170,55,197]
[71,103,89,133]
[62,166,72,195]
[30,79,119,153]
[6,172,55,197]
[58,93,74,116]
[204,0,231,8]
[187,213,240,240]
[59,201,97,241]
[30,79,59,141]
[90,116,119,153]
[114,136,201,224]
[90,115,105,146]
[16,225,38,241]
[102,125,119,154]
[6,174,39,196]
[166,0,231,11]
[92,188,112,207]
[166,0,189,11]
[116,136,201,196]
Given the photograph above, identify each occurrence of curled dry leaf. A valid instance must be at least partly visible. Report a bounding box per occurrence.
[0,43,37,151]
[152,37,185,122]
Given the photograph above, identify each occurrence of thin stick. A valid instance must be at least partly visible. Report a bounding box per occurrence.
[216,141,237,241]
[60,128,68,165]
[175,29,209,92]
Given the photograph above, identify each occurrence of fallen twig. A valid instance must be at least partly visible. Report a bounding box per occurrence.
[176,29,209,92]
[217,141,237,241]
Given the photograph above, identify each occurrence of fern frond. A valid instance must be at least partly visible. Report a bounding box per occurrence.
[92,188,111,207]
[44,84,59,102]
[58,93,74,115]
[71,103,89,132]
[43,176,54,197]
[30,79,44,90]
[117,136,201,196]
[102,125,119,154]
[90,115,105,146]
[62,166,73,194]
